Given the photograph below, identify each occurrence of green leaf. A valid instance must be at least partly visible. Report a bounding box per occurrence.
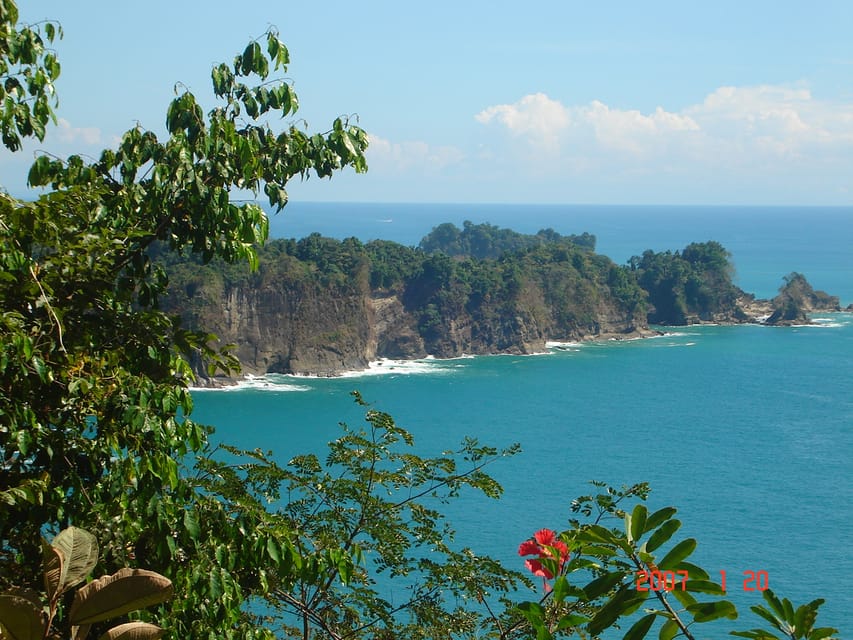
[673,561,709,581]
[551,576,568,602]
[27,155,51,186]
[209,569,223,599]
[51,526,98,594]
[658,619,680,640]
[624,613,656,640]
[0,594,46,640]
[15,430,31,457]
[794,604,818,639]
[516,601,546,631]
[31,356,47,381]
[762,590,787,621]
[685,579,725,595]
[730,631,779,640]
[577,544,619,557]
[266,34,280,64]
[581,524,620,545]
[658,538,696,570]
[588,587,645,636]
[583,571,626,600]
[671,587,698,609]
[630,504,647,542]
[646,519,681,552]
[687,600,738,623]
[183,510,200,539]
[781,598,795,626]
[750,605,786,633]
[340,130,357,157]
[556,614,589,631]
[267,537,281,563]
[807,627,839,640]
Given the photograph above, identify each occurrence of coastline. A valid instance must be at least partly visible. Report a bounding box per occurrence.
[189,311,853,390]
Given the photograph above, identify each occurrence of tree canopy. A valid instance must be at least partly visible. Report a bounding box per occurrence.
[0,4,369,636]
[628,241,742,324]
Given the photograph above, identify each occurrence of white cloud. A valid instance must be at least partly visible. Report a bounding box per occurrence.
[366,133,464,172]
[685,85,853,159]
[475,93,570,149]
[54,118,102,145]
[475,85,853,171]
[579,101,699,153]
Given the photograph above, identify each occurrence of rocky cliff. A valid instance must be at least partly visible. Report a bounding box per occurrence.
[160,231,649,380]
[168,276,647,381]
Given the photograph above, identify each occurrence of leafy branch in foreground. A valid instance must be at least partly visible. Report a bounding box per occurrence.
[200,391,525,640]
[1,3,367,636]
[732,590,837,640]
[506,482,838,640]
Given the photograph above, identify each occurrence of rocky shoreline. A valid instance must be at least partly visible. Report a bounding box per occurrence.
[191,305,852,388]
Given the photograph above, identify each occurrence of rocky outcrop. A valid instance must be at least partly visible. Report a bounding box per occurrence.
[764,273,840,325]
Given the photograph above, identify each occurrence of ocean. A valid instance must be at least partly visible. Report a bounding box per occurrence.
[191,203,853,638]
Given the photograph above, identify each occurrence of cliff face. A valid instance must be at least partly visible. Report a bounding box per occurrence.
[217,280,376,376]
[163,246,647,379]
[176,280,645,379]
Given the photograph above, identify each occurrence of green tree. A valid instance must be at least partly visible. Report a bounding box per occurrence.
[0,4,367,636]
[630,243,740,325]
[239,392,527,640]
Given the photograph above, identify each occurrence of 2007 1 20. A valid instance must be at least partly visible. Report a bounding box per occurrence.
[636,570,769,592]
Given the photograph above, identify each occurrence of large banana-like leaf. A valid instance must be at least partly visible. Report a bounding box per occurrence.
[98,622,166,640]
[0,593,47,640]
[69,569,173,625]
[51,527,99,594]
[42,539,64,602]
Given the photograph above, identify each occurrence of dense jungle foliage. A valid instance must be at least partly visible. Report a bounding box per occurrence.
[158,222,745,334]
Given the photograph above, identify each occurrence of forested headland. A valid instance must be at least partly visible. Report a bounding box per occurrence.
[156,221,841,380]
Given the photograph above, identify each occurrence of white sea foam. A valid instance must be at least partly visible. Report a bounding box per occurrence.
[336,358,453,378]
[810,316,849,328]
[192,373,311,392]
[546,340,582,349]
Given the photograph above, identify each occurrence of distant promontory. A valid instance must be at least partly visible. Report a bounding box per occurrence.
[155,221,841,382]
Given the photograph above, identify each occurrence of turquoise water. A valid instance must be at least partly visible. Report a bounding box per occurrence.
[192,205,853,637]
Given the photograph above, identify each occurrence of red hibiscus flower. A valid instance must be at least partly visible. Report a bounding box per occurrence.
[518,528,570,592]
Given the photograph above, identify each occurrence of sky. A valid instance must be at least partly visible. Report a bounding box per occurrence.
[3,1,853,205]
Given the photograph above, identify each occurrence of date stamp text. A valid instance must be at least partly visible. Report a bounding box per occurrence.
[636,569,769,592]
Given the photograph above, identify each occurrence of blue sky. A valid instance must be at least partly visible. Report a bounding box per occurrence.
[4,1,853,205]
